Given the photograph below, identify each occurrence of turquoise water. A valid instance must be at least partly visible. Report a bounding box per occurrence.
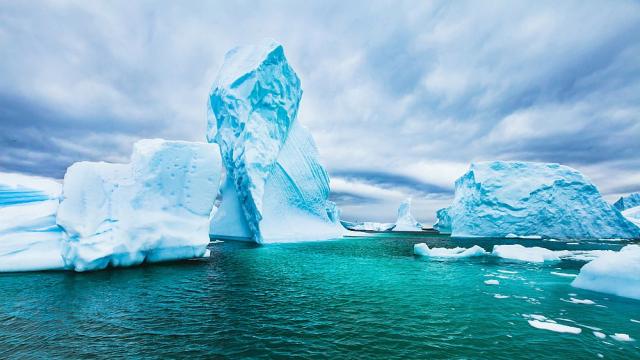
[1,234,639,359]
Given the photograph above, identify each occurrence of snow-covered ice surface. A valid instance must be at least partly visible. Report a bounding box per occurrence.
[341,220,395,232]
[436,161,640,239]
[613,193,640,211]
[622,206,640,228]
[572,245,640,300]
[393,198,422,231]
[57,139,221,271]
[0,172,65,271]
[492,245,561,263]
[413,243,486,258]
[208,39,342,243]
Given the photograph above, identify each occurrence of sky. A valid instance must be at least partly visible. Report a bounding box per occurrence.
[1,1,640,223]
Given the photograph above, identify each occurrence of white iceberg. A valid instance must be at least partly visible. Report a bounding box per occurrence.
[622,206,640,228]
[208,39,342,243]
[341,220,395,232]
[572,245,640,300]
[393,198,422,231]
[414,243,486,258]
[436,161,640,239]
[0,172,65,272]
[492,244,561,263]
[56,139,221,271]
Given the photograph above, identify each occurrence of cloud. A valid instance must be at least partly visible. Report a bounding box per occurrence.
[1,0,640,220]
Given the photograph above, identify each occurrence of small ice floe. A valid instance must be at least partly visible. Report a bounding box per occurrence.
[492,245,561,263]
[494,294,510,299]
[204,249,211,257]
[567,242,579,245]
[413,243,487,258]
[610,333,634,342]
[498,270,518,274]
[527,320,582,334]
[560,297,595,305]
[550,271,577,278]
[631,319,640,324]
[593,331,606,339]
[484,279,500,285]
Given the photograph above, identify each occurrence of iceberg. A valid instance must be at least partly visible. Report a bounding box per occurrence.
[393,198,422,231]
[340,220,395,232]
[413,243,486,258]
[492,244,561,263]
[433,207,452,234]
[436,161,640,239]
[0,172,65,272]
[56,139,221,271]
[572,245,640,300]
[622,206,640,228]
[208,39,342,243]
[613,192,640,211]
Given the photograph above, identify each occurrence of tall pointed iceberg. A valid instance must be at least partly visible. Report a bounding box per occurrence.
[393,198,423,231]
[436,161,640,239]
[208,40,342,243]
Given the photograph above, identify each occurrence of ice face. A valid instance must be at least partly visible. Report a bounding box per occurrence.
[433,207,452,234]
[613,192,640,211]
[0,172,65,272]
[436,161,640,239]
[393,198,422,231]
[208,40,342,243]
[56,139,221,271]
[622,206,640,228]
[572,245,640,300]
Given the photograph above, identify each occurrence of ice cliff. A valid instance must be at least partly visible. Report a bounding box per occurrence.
[56,139,221,271]
[0,173,65,271]
[207,39,342,243]
[393,198,422,231]
[613,192,640,211]
[436,161,640,239]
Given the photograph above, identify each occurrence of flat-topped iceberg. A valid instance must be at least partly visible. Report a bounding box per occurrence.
[414,243,486,258]
[0,172,65,272]
[572,245,640,300]
[208,39,342,243]
[393,198,422,231]
[57,139,221,271]
[613,193,640,211]
[436,161,640,239]
[341,220,395,232]
[492,244,561,263]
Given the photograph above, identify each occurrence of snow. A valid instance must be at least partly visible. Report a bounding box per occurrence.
[436,161,640,239]
[527,320,582,334]
[56,139,221,271]
[208,39,342,243]
[572,245,640,300]
[492,244,561,263]
[393,198,422,231]
[613,192,640,211]
[413,243,486,258]
[0,172,65,272]
[484,279,500,285]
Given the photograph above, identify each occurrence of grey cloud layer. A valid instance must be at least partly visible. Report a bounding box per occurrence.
[1,1,639,221]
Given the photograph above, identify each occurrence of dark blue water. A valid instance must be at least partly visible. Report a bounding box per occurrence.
[1,234,639,359]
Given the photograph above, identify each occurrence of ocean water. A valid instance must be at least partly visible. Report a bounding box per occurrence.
[1,234,639,359]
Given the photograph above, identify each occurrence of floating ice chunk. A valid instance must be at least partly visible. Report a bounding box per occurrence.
[393,198,422,231]
[208,39,342,243]
[494,294,510,299]
[0,172,65,272]
[527,320,582,334]
[561,297,595,305]
[492,244,561,263]
[572,245,640,300]
[551,271,577,278]
[414,243,487,258]
[484,279,500,285]
[610,333,634,342]
[593,331,606,339]
[498,270,518,274]
[57,139,221,271]
[631,319,640,324]
[342,220,395,232]
[437,161,640,239]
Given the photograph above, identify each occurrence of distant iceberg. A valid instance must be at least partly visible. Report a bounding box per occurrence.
[433,207,451,234]
[435,161,640,239]
[414,243,486,258]
[613,193,640,211]
[208,39,342,243]
[572,245,640,300]
[622,206,640,228]
[341,220,395,232]
[57,139,221,271]
[0,172,65,272]
[393,198,422,231]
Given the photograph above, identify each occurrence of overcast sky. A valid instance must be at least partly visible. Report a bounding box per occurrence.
[1,1,640,223]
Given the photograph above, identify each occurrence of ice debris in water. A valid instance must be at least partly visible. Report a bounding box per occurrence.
[572,245,640,300]
[610,333,634,342]
[0,172,65,272]
[492,245,561,263]
[208,39,342,243]
[393,198,422,231]
[435,161,640,239]
[413,243,486,258]
[484,279,500,285]
[57,139,221,272]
